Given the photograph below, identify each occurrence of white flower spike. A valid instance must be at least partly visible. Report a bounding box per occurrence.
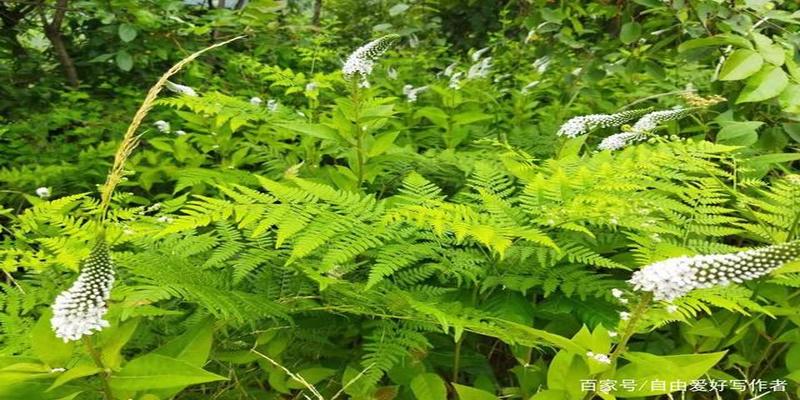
[35,187,51,198]
[556,109,650,138]
[51,241,115,342]
[342,34,400,80]
[628,241,800,302]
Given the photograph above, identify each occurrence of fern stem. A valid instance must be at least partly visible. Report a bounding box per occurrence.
[83,336,114,400]
[452,336,463,383]
[97,35,244,223]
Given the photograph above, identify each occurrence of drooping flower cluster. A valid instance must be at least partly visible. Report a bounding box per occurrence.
[342,34,400,82]
[556,109,651,138]
[51,241,116,342]
[154,120,170,133]
[597,132,639,151]
[628,241,800,302]
[596,107,697,151]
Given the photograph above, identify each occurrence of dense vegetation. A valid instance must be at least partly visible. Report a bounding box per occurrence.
[3,0,800,399]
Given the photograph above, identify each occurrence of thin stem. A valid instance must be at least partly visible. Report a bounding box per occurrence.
[83,337,113,400]
[250,347,324,400]
[97,35,244,222]
[452,336,463,383]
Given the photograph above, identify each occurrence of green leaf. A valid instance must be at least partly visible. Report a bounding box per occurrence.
[48,362,101,391]
[115,50,133,72]
[118,24,138,43]
[410,373,447,400]
[752,32,784,65]
[154,318,214,366]
[453,383,497,400]
[716,121,763,146]
[614,351,726,397]
[368,131,399,157]
[547,351,589,400]
[529,390,571,400]
[31,310,74,368]
[452,111,492,126]
[736,66,788,104]
[718,49,763,81]
[98,318,139,369]
[678,34,753,53]
[278,123,340,141]
[109,354,226,392]
[779,84,800,113]
[619,22,641,44]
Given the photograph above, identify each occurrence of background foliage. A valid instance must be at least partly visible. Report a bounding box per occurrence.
[3,0,800,399]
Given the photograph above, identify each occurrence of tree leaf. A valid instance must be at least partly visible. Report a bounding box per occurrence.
[48,362,100,391]
[718,49,763,81]
[779,84,800,113]
[118,24,138,43]
[620,22,641,44]
[753,32,784,65]
[109,354,226,392]
[614,351,726,397]
[30,310,74,368]
[678,34,753,53]
[736,66,788,104]
[410,373,447,400]
[716,121,763,146]
[452,383,497,400]
[115,51,133,72]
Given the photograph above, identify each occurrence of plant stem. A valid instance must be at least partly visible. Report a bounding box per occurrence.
[83,337,114,400]
[452,336,463,383]
[583,293,652,400]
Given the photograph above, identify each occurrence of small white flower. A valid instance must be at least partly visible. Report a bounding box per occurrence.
[165,81,198,97]
[619,298,629,305]
[448,72,463,89]
[608,331,618,338]
[305,82,318,92]
[403,84,428,103]
[51,242,115,342]
[598,132,642,151]
[249,96,263,105]
[619,311,630,321]
[157,216,173,223]
[628,242,800,301]
[50,368,66,373]
[36,187,51,198]
[592,353,612,364]
[611,288,624,298]
[533,56,551,73]
[408,34,419,48]
[386,67,398,80]
[521,81,540,94]
[154,120,170,133]
[175,130,186,136]
[267,99,278,112]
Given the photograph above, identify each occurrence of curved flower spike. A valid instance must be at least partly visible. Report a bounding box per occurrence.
[628,241,800,302]
[556,108,651,138]
[51,241,116,342]
[342,34,400,80]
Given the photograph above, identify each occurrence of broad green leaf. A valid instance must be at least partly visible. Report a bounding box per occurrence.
[547,351,589,400]
[718,49,763,80]
[736,66,788,103]
[388,3,409,16]
[678,34,753,53]
[98,318,139,369]
[115,50,133,71]
[410,373,447,400]
[529,389,570,400]
[31,310,74,368]
[118,24,138,42]
[452,111,492,126]
[614,351,726,397]
[752,32,784,65]
[779,84,800,113]
[784,122,800,143]
[154,318,214,366]
[453,383,497,400]
[368,131,399,157]
[716,121,763,146]
[620,22,641,44]
[278,123,340,141]
[109,354,226,392]
[48,362,100,391]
